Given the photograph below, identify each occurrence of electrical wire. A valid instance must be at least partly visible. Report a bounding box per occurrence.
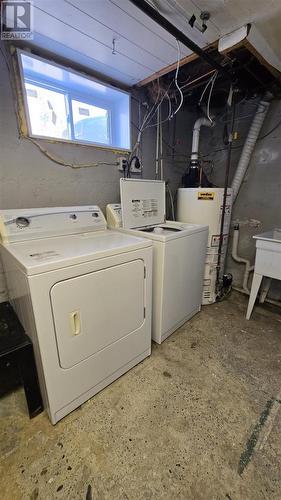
[25,137,118,169]
[141,38,184,132]
[155,40,185,124]
[143,103,173,130]
[129,80,163,159]
[140,82,162,129]
[258,116,281,140]
[198,70,218,124]
[167,92,172,121]
[200,111,281,158]
[206,71,218,123]
[0,46,24,135]
[0,47,121,169]
[162,137,189,158]
[130,39,186,154]
[171,40,184,117]
[218,96,267,125]
[142,80,174,131]
[199,72,215,106]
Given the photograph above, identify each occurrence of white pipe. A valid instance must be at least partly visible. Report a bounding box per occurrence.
[231,225,254,293]
[160,108,164,180]
[191,117,214,162]
[233,286,281,309]
[155,106,160,177]
[231,94,272,201]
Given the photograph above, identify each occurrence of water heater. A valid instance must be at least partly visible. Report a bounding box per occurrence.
[177,187,233,305]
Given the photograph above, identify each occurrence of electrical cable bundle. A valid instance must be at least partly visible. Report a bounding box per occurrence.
[198,70,218,123]
[129,38,185,162]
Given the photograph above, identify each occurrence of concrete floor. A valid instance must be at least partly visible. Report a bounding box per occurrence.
[0,291,280,500]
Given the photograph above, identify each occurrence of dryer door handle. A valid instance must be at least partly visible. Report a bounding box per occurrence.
[70,311,81,336]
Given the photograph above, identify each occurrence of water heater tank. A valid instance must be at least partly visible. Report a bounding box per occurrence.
[177,187,233,305]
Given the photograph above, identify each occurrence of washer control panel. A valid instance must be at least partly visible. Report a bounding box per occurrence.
[106,204,123,228]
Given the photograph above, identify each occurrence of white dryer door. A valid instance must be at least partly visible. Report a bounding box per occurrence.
[50,260,145,369]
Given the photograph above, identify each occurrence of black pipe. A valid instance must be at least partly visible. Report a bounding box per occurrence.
[129,0,232,81]
[216,88,236,293]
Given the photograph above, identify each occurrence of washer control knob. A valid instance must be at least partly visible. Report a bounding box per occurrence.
[16,217,30,228]
[92,212,99,218]
[70,214,77,220]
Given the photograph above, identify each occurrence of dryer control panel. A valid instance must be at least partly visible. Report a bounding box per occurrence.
[0,206,107,244]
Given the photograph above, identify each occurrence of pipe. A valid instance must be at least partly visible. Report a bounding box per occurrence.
[231,93,272,201]
[231,224,254,293]
[233,287,281,309]
[216,91,236,291]
[128,0,232,81]
[155,106,160,178]
[191,117,214,163]
[160,108,164,180]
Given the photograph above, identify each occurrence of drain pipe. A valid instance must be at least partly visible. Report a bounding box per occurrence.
[231,224,254,292]
[231,93,272,201]
[191,117,214,165]
[231,220,281,308]
[233,286,281,309]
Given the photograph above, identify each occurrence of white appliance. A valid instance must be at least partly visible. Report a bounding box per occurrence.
[106,203,122,228]
[246,229,281,319]
[177,187,233,305]
[107,179,208,344]
[0,206,152,424]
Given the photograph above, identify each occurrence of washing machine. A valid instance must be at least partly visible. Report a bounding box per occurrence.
[106,179,208,344]
[0,206,152,424]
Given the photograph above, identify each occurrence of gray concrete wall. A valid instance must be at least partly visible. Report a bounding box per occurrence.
[3,39,278,305]
[201,97,281,301]
[0,45,150,301]
[0,44,191,302]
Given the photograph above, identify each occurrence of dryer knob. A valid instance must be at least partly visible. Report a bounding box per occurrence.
[16,217,30,228]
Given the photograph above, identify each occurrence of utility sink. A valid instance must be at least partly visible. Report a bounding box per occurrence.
[254,228,281,244]
[246,228,281,319]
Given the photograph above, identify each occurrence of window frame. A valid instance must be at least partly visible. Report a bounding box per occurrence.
[17,49,131,152]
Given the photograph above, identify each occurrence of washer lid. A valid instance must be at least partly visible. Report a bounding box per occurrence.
[120,178,165,229]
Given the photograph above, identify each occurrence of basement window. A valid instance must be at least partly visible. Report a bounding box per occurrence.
[17,50,131,151]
